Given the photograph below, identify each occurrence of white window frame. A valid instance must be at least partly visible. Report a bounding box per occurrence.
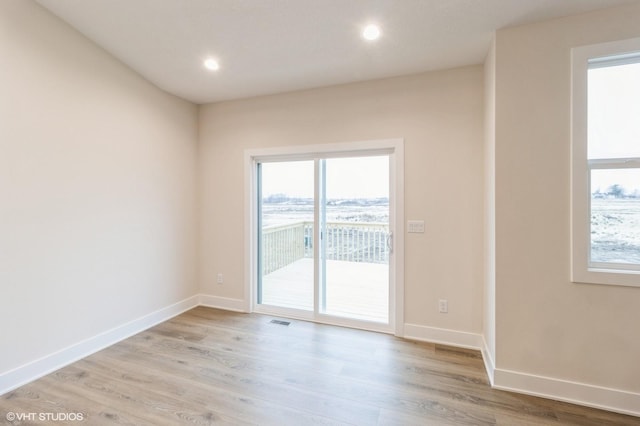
[571,37,640,287]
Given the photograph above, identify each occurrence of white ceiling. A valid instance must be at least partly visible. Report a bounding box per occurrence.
[36,0,637,104]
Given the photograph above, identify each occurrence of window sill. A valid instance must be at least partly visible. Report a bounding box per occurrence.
[572,266,640,288]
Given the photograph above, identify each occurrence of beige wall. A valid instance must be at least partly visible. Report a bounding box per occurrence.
[199,67,485,333]
[494,3,640,392]
[0,0,198,373]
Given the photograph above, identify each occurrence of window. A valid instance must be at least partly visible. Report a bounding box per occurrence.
[572,37,640,287]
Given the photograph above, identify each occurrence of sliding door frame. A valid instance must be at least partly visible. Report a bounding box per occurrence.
[244,139,405,336]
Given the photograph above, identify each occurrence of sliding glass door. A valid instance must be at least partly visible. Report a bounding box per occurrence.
[252,145,399,333]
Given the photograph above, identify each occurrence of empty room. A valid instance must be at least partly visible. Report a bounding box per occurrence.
[1,0,639,424]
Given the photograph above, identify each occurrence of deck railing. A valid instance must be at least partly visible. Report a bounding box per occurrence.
[261,223,308,275]
[261,221,389,275]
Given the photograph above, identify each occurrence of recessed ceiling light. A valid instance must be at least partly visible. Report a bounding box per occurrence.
[362,24,381,41]
[204,58,220,71]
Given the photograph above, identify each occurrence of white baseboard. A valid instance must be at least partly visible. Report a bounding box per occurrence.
[198,294,247,312]
[401,325,639,417]
[481,336,495,386]
[493,368,640,418]
[0,295,199,396]
[403,323,483,350]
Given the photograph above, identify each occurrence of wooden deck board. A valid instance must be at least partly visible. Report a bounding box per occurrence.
[262,258,389,322]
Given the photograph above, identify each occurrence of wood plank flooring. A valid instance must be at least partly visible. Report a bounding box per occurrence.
[1,307,638,425]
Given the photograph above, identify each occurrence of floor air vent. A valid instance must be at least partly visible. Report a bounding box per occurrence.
[270,319,290,326]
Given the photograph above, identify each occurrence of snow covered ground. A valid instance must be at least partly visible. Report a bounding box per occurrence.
[261,201,388,227]
[591,198,640,264]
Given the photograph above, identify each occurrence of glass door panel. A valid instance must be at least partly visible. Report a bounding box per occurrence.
[320,156,390,323]
[258,160,314,311]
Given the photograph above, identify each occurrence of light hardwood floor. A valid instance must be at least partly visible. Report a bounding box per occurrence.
[1,307,638,425]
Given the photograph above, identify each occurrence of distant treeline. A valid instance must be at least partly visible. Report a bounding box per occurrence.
[592,184,640,199]
[263,194,389,205]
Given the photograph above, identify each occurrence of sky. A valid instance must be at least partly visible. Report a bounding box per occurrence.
[260,155,389,199]
[588,60,640,194]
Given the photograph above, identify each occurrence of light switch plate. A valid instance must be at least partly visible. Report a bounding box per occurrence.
[408,220,425,233]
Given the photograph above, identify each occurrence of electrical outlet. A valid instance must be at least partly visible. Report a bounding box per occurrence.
[438,299,448,313]
[217,273,224,284]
